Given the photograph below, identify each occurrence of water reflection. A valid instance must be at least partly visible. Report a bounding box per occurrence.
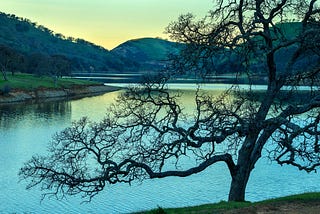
[0,100,72,130]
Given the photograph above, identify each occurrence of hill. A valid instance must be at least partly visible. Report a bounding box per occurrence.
[0,12,181,74]
[0,12,137,72]
[0,11,309,80]
[111,37,181,71]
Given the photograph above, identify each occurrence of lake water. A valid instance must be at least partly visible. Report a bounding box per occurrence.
[0,84,319,213]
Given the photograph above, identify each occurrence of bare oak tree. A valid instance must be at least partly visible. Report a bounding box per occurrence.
[20,0,320,202]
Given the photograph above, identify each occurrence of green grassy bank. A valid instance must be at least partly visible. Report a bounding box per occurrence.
[138,192,320,214]
[0,73,99,91]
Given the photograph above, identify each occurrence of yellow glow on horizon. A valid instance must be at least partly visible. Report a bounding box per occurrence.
[0,0,212,50]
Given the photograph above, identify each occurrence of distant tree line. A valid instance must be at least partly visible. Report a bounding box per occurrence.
[0,44,71,81]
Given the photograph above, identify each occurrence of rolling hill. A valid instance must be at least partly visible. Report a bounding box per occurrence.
[0,12,174,72]
[0,11,309,80]
[111,37,181,71]
[0,12,182,73]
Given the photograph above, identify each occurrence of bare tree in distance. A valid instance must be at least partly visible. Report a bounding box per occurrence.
[20,0,320,202]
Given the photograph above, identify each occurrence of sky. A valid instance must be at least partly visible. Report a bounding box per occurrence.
[0,0,213,50]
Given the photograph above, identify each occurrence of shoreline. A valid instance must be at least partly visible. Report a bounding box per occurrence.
[0,84,122,105]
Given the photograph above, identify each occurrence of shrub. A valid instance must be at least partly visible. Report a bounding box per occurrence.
[1,85,11,95]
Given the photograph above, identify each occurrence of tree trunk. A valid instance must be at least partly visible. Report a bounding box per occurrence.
[228,165,251,201]
[1,70,8,81]
[228,139,257,202]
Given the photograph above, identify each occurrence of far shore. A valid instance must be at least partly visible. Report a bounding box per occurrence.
[0,84,122,105]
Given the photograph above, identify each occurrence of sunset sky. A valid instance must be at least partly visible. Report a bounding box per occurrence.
[0,0,212,50]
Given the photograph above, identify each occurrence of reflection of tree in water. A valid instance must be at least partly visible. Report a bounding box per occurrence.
[0,100,72,130]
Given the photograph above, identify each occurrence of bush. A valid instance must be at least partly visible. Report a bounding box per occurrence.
[1,85,11,95]
[150,206,166,214]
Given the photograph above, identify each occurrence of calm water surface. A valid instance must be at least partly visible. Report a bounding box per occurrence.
[0,85,319,213]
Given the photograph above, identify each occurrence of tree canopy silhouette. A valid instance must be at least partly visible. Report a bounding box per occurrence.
[0,45,25,80]
[20,0,320,202]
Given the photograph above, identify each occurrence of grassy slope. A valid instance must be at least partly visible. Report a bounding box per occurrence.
[0,73,100,91]
[139,192,320,214]
[112,37,180,61]
[126,38,178,61]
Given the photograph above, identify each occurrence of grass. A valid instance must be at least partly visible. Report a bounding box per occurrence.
[140,201,252,214]
[0,73,100,91]
[257,192,320,204]
[137,192,320,214]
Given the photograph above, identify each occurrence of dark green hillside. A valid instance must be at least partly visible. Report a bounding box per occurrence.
[0,11,308,78]
[264,22,315,76]
[204,22,309,77]
[111,37,181,71]
[274,22,302,39]
[0,12,137,72]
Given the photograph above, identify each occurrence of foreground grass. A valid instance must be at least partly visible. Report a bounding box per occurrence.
[138,192,320,214]
[0,73,100,91]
